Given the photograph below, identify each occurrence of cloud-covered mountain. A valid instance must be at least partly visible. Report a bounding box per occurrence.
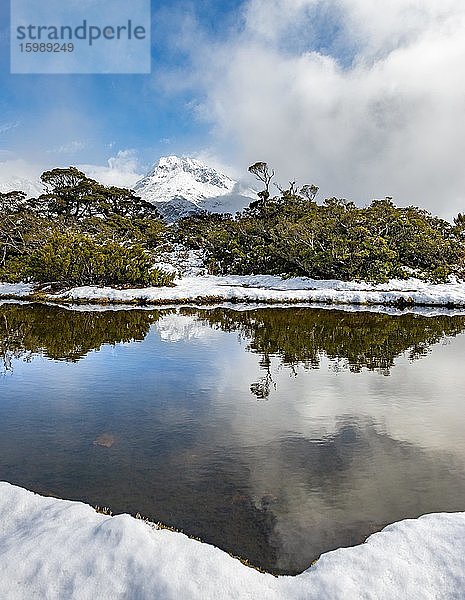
[133,155,256,221]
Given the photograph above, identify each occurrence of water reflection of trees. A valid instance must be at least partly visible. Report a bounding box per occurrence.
[184,308,465,397]
[0,303,165,369]
[3,304,465,394]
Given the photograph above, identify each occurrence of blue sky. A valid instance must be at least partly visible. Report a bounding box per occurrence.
[0,1,246,169]
[1,0,465,218]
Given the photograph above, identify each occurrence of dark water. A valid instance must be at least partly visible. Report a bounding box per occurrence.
[1,302,465,574]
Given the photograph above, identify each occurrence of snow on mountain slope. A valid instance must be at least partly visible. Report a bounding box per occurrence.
[155,313,214,342]
[0,175,43,198]
[133,156,256,221]
[0,159,44,198]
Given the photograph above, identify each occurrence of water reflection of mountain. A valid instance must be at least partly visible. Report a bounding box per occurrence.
[0,303,166,368]
[3,304,465,383]
[2,303,465,574]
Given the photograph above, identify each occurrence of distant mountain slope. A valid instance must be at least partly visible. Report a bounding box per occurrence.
[0,175,43,198]
[133,156,256,221]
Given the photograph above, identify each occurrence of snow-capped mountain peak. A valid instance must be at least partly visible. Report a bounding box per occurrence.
[142,155,233,196]
[133,155,256,221]
[0,154,257,222]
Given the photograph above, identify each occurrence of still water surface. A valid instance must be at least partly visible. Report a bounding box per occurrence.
[1,303,465,574]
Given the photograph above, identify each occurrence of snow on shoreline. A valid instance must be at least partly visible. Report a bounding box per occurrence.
[0,483,464,599]
[0,282,34,297]
[2,275,465,307]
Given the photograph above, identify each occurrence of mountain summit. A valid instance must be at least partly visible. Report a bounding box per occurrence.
[0,155,257,222]
[133,156,256,221]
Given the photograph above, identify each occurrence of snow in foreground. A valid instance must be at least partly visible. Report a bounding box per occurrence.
[0,483,464,600]
[3,275,465,307]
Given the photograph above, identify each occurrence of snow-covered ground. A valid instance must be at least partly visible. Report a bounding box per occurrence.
[0,483,464,599]
[0,282,34,297]
[2,275,465,307]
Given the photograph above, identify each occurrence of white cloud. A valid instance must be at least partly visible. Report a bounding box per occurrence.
[0,122,19,135]
[187,0,465,219]
[107,149,141,175]
[78,150,144,188]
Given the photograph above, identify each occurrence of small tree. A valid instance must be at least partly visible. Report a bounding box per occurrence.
[101,186,160,219]
[300,184,319,203]
[248,162,275,203]
[38,167,104,218]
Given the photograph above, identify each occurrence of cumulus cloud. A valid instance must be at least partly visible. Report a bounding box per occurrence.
[77,150,144,188]
[188,0,465,219]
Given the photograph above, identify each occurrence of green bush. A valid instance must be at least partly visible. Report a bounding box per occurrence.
[25,232,175,288]
[173,195,465,283]
[2,163,465,286]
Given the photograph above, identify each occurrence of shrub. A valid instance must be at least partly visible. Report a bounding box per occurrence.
[174,194,465,283]
[25,232,175,288]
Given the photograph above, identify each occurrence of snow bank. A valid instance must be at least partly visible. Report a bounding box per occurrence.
[0,282,33,297]
[2,275,465,307]
[1,482,465,600]
[53,275,465,307]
